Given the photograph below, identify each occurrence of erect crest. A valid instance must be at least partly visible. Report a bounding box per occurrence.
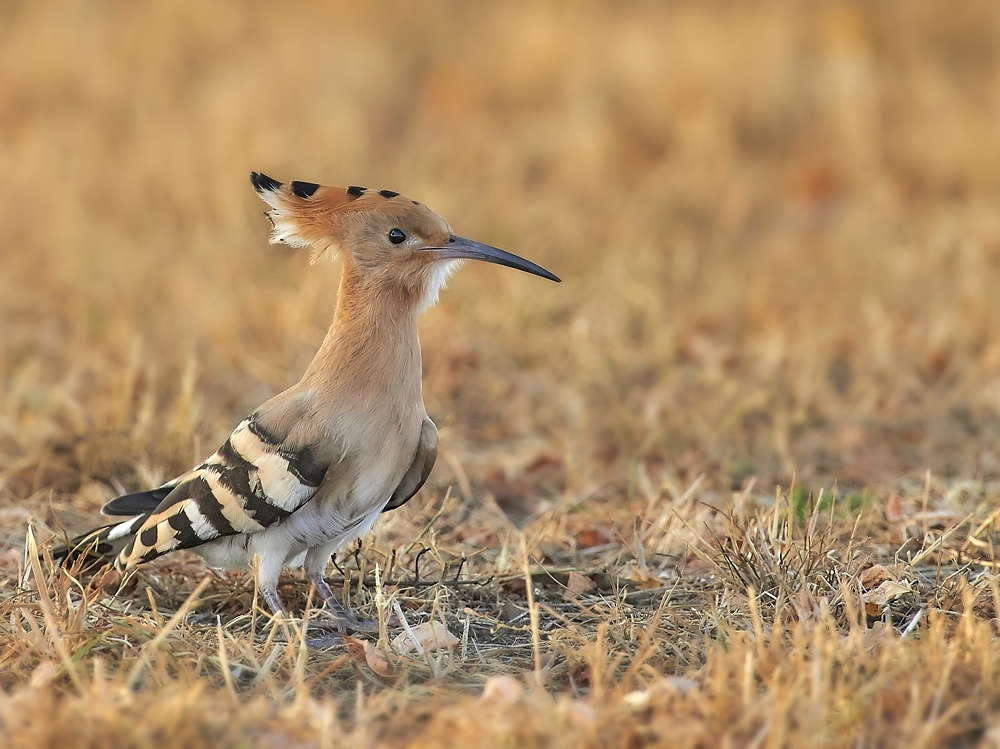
[249,172,432,263]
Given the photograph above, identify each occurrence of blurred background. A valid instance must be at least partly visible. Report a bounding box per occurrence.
[3,0,1000,535]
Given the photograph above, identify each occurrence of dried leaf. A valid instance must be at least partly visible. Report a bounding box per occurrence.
[342,635,393,677]
[622,561,662,590]
[862,579,912,607]
[574,524,612,549]
[392,620,459,655]
[364,646,392,677]
[859,564,894,590]
[563,571,596,599]
[95,568,124,595]
[342,634,367,662]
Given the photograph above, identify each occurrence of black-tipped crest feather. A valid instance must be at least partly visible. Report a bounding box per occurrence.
[250,171,282,193]
[291,180,320,198]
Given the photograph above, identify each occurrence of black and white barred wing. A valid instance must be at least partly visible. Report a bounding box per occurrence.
[110,416,329,568]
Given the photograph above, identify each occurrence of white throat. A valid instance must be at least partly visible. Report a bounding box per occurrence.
[418,259,463,313]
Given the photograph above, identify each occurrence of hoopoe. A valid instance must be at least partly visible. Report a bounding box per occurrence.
[57,173,559,632]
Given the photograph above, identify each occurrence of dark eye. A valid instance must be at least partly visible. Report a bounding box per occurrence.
[388,228,406,244]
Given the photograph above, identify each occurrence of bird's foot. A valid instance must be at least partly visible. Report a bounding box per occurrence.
[309,574,384,633]
[319,610,381,634]
[301,605,380,649]
[303,628,345,649]
[259,579,388,648]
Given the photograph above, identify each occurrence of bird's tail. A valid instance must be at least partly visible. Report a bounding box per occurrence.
[51,515,147,570]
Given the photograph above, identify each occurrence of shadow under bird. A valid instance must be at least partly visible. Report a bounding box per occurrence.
[55,173,559,638]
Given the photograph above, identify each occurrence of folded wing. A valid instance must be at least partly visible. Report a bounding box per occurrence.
[114,411,330,568]
[382,417,437,512]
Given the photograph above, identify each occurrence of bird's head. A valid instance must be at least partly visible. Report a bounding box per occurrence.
[251,172,559,311]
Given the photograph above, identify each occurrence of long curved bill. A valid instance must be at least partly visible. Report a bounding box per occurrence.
[432,235,561,282]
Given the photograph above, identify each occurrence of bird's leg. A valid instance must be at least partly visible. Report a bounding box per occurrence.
[304,545,381,633]
[254,553,340,644]
[255,567,347,648]
[255,552,289,619]
[258,581,343,649]
[261,586,285,617]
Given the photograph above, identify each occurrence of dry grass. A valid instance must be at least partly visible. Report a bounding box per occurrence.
[5,0,1000,746]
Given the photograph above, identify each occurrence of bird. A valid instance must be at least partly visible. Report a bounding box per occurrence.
[55,173,560,634]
